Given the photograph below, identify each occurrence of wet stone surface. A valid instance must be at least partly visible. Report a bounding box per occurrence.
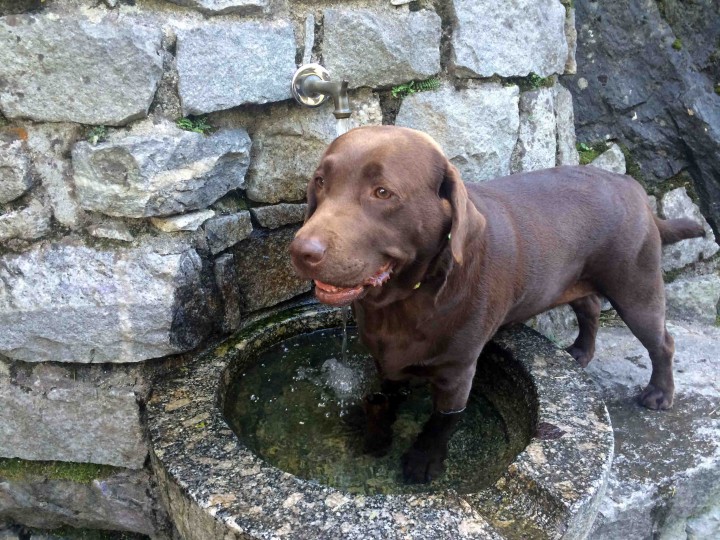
[147,304,613,539]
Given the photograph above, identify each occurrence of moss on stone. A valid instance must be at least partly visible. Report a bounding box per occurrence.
[672,38,683,50]
[577,141,606,165]
[0,458,118,483]
[20,526,147,540]
[616,144,651,192]
[506,73,555,92]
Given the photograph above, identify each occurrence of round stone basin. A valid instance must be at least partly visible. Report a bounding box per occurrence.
[148,303,614,539]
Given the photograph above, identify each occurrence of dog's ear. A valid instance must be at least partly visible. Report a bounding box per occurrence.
[440,162,484,265]
[304,179,317,223]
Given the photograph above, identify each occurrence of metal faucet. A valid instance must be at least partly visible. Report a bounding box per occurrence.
[291,64,351,120]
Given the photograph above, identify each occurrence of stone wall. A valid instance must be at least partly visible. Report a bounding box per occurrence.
[0,0,714,539]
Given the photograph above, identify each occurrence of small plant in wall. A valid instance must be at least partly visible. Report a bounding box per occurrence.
[176,116,213,135]
[86,125,108,145]
[391,77,441,99]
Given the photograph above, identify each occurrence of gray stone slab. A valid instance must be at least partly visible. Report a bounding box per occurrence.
[0,466,159,534]
[232,227,311,312]
[0,237,220,364]
[665,274,720,325]
[251,203,307,229]
[72,122,250,218]
[553,83,580,166]
[213,253,241,333]
[165,0,268,16]
[176,21,296,115]
[395,83,520,182]
[24,122,86,230]
[0,359,148,468]
[0,138,33,204]
[589,143,627,175]
[87,219,135,243]
[0,15,162,125]
[151,210,216,233]
[585,322,720,540]
[452,0,568,78]
[240,88,382,204]
[0,196,51,242]
[660,187,719,271]
[204,211,253,255]
[323,9,441,89]
[511,88,557,173]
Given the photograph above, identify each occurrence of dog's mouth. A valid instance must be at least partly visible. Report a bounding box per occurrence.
[313,262,394,306]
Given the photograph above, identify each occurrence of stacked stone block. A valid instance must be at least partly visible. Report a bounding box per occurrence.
[0,0,713,538]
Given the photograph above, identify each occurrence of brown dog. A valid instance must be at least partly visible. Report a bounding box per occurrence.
[289,125,705,483]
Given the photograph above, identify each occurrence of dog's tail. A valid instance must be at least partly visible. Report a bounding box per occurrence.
[655,216,706,245]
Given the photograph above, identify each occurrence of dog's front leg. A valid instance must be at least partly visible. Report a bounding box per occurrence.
[401,364,475,484]
[363,379,409,456]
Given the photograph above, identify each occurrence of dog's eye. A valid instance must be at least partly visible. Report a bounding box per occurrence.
[315,177,324,189]
[374,187,392,199]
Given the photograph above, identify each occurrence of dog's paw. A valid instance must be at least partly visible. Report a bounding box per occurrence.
[565,345,594,368]
[401,446,446,484]
[639,383,674,410]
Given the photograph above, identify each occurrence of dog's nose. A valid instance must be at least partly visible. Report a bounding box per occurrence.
[290,236,327,269]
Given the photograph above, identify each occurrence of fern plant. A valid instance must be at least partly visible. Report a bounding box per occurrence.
[391,77,441,99]
[176,116,213,135]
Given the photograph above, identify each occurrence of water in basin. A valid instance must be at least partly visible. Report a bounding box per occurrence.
[223,327,531,495]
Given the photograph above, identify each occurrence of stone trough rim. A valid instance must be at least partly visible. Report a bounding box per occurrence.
[148,302,614,539]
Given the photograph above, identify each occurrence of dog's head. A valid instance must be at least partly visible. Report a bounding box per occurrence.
[289,126,483,307]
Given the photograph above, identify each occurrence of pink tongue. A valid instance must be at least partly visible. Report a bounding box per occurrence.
[313,280,364,306]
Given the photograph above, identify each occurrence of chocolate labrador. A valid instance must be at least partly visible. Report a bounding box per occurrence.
[289,125,705,483]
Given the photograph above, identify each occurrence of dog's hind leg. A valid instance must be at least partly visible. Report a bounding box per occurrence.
[604,272,675,410]
[565,294,603,367]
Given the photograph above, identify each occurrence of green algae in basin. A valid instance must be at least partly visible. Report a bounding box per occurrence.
[223,327,532,495]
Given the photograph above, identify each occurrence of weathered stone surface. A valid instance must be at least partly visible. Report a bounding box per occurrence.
[24,122,86,230]
[323,9,441,89]
[236,88,381,203]
[563,0,720,234]
[151,210,215,233]
[232,227,311,312]
[0,0,41,15]
[72,123,250,218]
[665,274,720,325]
[0,359,148,468]
[586,321,720,540]
[0,467,159,535]
[553,83,580,166]
[0,138,33,204]
[452,0,568,78]
[564,7,578,74]
[589,143,626,175]
[0,237,220,363]
[511,88,557,173]
[529,304,577,344]
[165,0,267,16]
[660,187,719,271]
[204,211,252,255]
[177,21,295,115]
[0,15,162,125]
[395,84,520,182]
[251,203,307,229]
[0,196,51,242]
[214,253,241,333]
[87,219,134,243]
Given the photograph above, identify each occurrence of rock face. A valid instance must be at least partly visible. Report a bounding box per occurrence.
[511,88,557,172]
[0,238,220,364]
[553,84,581,166]
[176,21,296,115]
[0,15,162,125]
[0,360,148,468]
[563,0,720,235]
[395,84,519,182]
[0,138,32,204]
[452,0,568,78]
[231,227,311,312]
[665,275,720,325]
[586,321,720,540]
[204,211,253,255]
[239,88,382,203]
[72,124,251,218]
[659,187,718,271]
[0,197,51,242]
[323,9,441,89]
[0,467,160,535]
[251,203,307,229]
[165,0,268,16]
[589,144,627,175]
